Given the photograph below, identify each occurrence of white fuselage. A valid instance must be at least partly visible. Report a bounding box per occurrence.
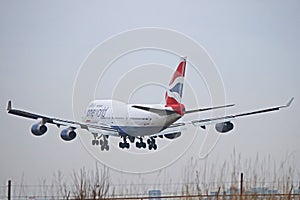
[83,100,181,137]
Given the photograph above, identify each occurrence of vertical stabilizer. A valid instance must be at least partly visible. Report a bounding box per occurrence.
[165,57,186,115]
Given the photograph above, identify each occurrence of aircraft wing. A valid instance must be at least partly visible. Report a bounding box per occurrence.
[139,98,294,136]
[184,103,235,114]
[190,97,294,127]
[6,101,118,133]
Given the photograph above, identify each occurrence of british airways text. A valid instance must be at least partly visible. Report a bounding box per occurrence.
[86,106,109,118]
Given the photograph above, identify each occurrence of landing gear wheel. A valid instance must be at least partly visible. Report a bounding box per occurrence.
[103,140,108,146]
[119,142,129,149]
[147,137,157,150]
[136,142,141,148]
[118,136,130,149]
[92,133,99,146]
[101,145,105,151]
[136,138,146,149]
[94,135,109,151]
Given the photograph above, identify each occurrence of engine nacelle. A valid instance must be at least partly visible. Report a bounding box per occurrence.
[215,121,234,133]
[164,132,181,139]
[31,123,48,136]
[60,128,77,141]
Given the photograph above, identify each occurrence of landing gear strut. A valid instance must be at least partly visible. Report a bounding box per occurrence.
[128,136,135,143]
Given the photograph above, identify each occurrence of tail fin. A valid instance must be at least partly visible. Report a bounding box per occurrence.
[165,57,187,115]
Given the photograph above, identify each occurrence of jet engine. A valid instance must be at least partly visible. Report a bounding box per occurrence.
[31,123,48,136]
[164,132,181,139]
[215,121,234,133]
[60,128,77,141]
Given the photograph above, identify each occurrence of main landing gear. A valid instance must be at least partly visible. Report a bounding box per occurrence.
[136,138,146,149]
[119,136,157,150]
[147,137,157,150]
[135,137,157,150]
[119,135,136,149]
[119,136,130,149]
[92,133,109,151]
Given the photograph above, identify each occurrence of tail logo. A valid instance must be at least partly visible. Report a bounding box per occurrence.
[165,57,186,115]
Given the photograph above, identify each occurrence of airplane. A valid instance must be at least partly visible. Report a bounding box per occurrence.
[7,57,294,151]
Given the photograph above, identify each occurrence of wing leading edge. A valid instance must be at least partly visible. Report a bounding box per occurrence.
[191,97,294,127]
[6,100,118,133]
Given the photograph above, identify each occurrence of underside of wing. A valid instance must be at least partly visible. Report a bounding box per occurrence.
[190,98,294,133]
[7,100,118,135]
[149,124,185,140]
[7,101,53,122]
[185,103,235,114]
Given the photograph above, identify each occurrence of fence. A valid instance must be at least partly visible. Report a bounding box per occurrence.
[2,178,300,200]
[1,193,300,200]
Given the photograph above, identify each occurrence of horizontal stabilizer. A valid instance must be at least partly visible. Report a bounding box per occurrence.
[132,105,176,116]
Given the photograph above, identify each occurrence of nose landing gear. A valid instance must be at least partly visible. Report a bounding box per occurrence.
[91,133,109,151]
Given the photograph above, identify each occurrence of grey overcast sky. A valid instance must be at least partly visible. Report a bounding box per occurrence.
[0,0,299,189]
